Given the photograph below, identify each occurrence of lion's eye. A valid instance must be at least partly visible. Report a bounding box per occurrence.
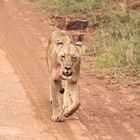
[61,55,65,59]
[57,41,63,45]
[75,41,83,47]
[72,56,77,61]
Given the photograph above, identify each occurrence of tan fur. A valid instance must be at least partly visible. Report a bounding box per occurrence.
[46,30,85,122]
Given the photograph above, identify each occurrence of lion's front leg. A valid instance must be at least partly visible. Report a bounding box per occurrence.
[63,82,80,117]
[49,76,52,103]
[63,81,72,110]
[50,78,64,122]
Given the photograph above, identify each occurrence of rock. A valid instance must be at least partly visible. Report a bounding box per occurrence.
[49,15,88,31]
[66,19,88,30]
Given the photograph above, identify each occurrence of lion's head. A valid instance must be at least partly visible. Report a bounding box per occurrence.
[50,30,85,80]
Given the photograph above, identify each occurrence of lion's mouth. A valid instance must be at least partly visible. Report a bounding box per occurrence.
[62,71,72,77]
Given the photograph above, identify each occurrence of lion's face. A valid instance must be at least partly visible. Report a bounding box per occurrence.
[54,39,84,80]
[48,30,85,80]
[58,45,81,79]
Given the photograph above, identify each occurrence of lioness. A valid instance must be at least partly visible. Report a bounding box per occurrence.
[46,30,85,122]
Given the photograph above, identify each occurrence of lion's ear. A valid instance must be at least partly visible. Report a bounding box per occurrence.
[75,41,85,55]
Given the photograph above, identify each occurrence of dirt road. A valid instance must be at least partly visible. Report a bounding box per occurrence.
[0,0,140,140]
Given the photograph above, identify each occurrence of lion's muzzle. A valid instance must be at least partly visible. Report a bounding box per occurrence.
[62,71,72,77]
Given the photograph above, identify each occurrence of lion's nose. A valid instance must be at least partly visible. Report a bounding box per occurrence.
[65,66,71,70]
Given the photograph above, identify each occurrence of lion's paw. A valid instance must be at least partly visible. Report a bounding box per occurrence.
[63,108,71,118]
[51,113,64,122]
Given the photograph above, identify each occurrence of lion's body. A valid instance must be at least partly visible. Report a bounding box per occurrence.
[46,30,84,122]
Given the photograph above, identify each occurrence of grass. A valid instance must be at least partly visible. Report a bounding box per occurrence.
[92,3,140,84]
[25,0,109,14]
[25,0,140,84]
